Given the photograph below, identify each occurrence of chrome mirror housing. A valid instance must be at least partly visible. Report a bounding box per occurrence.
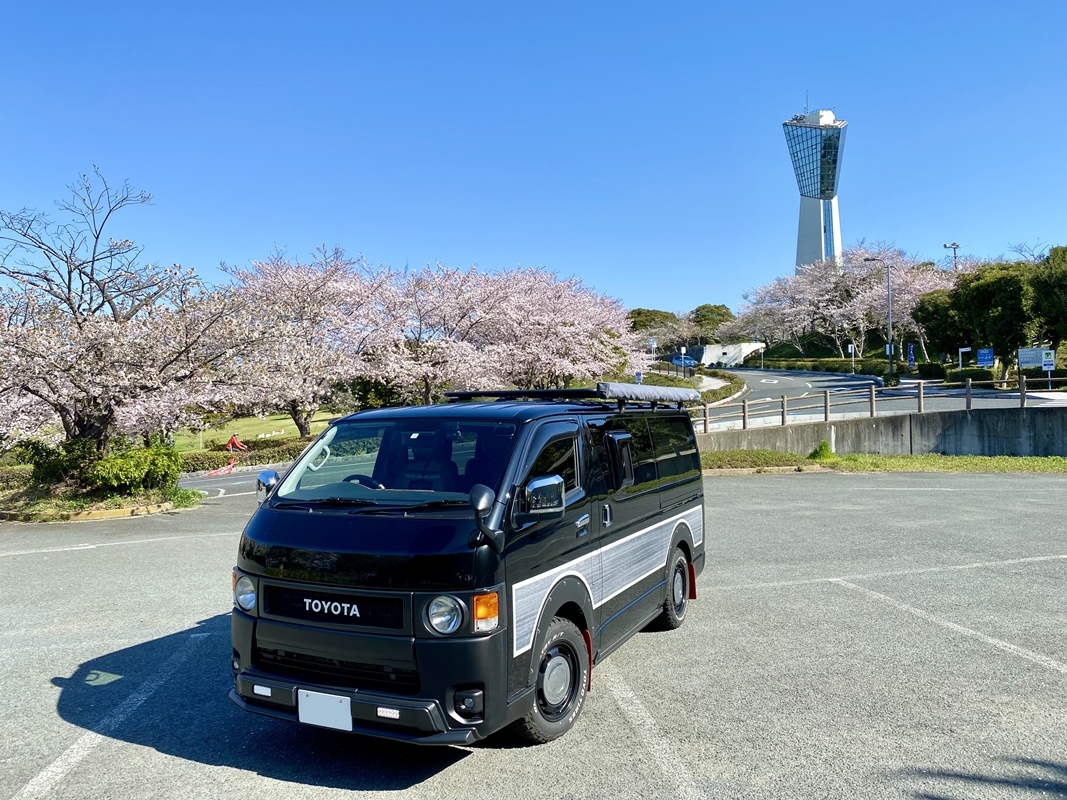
[524,474,565,517]
[256,470,280,504]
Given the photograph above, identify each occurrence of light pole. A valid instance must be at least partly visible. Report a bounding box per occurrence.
[864,257,893,375]
[943,242,960,271]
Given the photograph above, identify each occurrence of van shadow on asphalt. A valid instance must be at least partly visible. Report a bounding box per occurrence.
[51,614,468,791]
[900,758,1067,799]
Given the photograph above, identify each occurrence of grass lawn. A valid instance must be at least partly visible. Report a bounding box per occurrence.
[172,411,338,452]
[0,484,202,519]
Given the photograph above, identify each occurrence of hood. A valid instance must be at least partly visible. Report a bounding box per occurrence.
[237,506,501,590]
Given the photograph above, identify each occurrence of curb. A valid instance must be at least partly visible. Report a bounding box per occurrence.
[702,465,830,476]
[0,502,175,523]
[706,383,750,408]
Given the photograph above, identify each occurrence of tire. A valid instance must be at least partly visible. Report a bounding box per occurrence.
[512,617,589,743]
[654,547,689,630]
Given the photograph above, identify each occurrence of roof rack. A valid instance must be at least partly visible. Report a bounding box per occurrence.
[444,382,700,410]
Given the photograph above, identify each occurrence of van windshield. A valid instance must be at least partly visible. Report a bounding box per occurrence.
[274,418,519,507]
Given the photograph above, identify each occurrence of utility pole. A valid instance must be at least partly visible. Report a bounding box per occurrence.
[943,242,960,271]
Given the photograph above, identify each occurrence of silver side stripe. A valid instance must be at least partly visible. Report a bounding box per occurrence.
[511,503,704,657]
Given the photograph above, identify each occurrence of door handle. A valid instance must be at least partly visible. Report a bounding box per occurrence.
[575,514,590,537]
[602,504,613,527]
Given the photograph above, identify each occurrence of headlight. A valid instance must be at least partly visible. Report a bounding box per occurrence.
[234,576,256,611]
[427,595,463,635]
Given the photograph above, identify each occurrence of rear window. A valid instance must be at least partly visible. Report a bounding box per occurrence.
[648,416,700,482]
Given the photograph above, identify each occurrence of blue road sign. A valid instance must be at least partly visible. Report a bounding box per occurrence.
[977,348,994,367]
[635,371,643,384]
[907,343,915,369]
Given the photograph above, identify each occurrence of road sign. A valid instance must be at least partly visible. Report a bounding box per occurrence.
[635,370,643,384]
[977,348,994,367]
[1018,347,1045,368]
[1043,350,1055,370]
[907,343,915,369]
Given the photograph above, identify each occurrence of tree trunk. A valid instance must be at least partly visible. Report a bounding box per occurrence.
[422,378,432,407]
[61,405,114,455]
[286,401,315,438]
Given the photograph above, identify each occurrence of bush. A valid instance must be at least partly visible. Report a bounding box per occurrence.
[22,439,100,485]
[917,362,947,379]
[1019,368,1067,380]
[753,358,888,377]
[179,438,313,473]
[882,372,900,387]
[0,465,33,490]
[946,368,996,384]
[809,440,833,460]
[85,447,182,492]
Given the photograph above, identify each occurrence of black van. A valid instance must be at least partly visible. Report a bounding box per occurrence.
[230,383,705,744]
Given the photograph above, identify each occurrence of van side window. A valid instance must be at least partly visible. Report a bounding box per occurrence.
[648,416,700,481]
[611,417,656,489]
[529,437,579,493]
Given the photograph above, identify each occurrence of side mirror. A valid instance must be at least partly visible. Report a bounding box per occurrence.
[524,474,565,519]
[469,484,504,554]
[257,470,280,504]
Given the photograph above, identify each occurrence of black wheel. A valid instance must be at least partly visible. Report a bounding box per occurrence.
[512,617,589,743]
[341,474,384,489]
[655,547,689,630]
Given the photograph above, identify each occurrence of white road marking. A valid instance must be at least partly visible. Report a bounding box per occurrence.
[0,532,239,559]
[11,634,210,800]
[830,578,1067,675]
[604,668,705,800]
[759,379,779,384]
[713,554,1067,591]
[805,383,812,388]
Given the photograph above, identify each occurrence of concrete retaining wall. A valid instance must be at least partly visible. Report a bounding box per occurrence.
[697,407,1067,457]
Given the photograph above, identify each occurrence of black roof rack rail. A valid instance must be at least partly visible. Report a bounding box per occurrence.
[445,382,700,410]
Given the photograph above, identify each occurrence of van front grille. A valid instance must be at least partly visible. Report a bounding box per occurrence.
[254,647,421,695]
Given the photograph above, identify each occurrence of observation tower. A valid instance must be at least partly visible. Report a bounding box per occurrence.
[783,109,847,270]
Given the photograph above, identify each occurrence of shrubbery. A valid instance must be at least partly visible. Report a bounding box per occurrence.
[916,362,947,378]
[21,439,100,485]
[749,358,889,376]
[945,368,996,383]
[85,447,182,492]
[179,439,313,472]
[0,465,32,490]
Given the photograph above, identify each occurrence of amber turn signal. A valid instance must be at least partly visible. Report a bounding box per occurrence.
[472,592,499,633]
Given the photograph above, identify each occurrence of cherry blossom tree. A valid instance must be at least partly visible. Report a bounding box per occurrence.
[0,170,258,453]
[227,248,400,436]
[488,267,648,389]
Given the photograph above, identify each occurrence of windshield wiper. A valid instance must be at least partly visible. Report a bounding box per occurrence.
[360,499,470,514]
[272,497,382,509]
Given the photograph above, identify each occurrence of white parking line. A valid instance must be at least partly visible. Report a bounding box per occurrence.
[713,554,1067,591]
[604,667,705,800]
[0,532,238,559]
[830,578,1067,675]
[11,633,210,800]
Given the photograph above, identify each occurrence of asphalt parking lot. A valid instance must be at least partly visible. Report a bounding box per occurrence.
[1,472,1065,799]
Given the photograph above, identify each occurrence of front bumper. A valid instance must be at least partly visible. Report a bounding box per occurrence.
[230,609,510,744]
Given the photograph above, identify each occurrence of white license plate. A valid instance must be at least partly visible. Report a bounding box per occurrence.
[297,689,353,731]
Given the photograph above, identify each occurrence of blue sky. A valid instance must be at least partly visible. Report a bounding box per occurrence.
[2,1,1065,312]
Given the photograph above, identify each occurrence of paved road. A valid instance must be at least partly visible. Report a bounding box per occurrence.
[707,369,1065,430]
[2,473,1065,799]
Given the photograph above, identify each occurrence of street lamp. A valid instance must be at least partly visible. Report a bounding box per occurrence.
[864,257,893,375]
[943,242,960,271]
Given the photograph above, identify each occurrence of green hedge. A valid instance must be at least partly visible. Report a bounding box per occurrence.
[917,362,947,379]
[753,358,889,376]
[946,368,996,383]
[180,439,313,473]
[0,465,33,490]
[1020,368,1067,380]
